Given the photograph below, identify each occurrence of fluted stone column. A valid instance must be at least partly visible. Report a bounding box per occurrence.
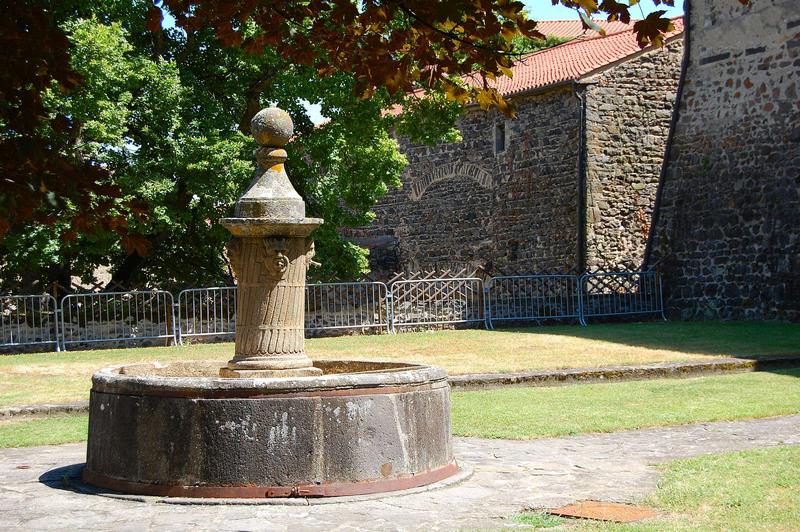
[219,107,322,378]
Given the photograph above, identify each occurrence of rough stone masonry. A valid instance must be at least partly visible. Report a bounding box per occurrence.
[347,27,684,279]
[646,0,800,321]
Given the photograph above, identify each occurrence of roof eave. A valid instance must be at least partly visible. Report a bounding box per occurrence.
[462,79,574,110]
[575,30,685,85]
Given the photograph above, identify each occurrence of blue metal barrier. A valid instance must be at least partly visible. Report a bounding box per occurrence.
[579,271,665,325]
[0,271,666,353]
[485,275,582,329]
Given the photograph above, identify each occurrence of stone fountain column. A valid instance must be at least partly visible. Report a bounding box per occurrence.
[83,106,457,499]
[219,107,322,378]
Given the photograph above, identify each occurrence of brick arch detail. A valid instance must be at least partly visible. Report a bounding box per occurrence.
[409,162,494,200]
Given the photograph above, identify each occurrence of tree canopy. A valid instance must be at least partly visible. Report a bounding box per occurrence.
[2,0,744,292]
[3,0,471,291]
[157,0,688,111]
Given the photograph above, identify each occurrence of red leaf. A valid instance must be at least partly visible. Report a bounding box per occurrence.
[633,11,673,48]
[145,5,164,33]
[121,235,151,257]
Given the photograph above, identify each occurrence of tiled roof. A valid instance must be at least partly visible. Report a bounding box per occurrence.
[533,19,635,39]
[385,17,684,115]
[470,17,684,97]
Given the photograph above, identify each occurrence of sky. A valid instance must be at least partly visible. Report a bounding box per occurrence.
[523,0,684,20]
[159,2,685,124]
[160,1,685,26]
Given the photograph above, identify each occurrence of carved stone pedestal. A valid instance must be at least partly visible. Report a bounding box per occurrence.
[218,232,321,378]
[219,107,322,378]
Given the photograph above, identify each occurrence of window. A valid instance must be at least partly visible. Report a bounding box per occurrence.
[494,121,506,154]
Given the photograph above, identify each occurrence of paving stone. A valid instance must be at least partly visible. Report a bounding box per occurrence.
[0,415,797,531]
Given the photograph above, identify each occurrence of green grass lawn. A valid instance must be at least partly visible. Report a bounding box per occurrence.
[453,369,800,439]
[2,369,798,448]
[1,321,799,408]
[0,414,88,448]
[568,445,800,531]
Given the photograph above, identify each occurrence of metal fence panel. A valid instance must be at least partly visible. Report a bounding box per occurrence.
[305,282,389,332]
[390,277,485,330]
[1,270,668,353]
[177,287,236,343]
[485,275,582,329]
[579,271,665,324]
[0,294,60,351]
[60,290,176,350]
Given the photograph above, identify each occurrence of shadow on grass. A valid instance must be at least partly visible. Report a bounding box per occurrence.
[488,320,800,378]
[496,320,800,357]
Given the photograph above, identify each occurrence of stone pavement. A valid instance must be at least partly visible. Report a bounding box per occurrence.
[1,415,798,531]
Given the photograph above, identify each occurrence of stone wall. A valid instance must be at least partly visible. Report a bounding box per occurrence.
[351,87,583,279]
[584,38,684,270]
[647,0,800,321]
[351,39,685,279]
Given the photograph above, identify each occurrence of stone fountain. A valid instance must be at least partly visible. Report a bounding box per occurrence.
[82,108,457,498]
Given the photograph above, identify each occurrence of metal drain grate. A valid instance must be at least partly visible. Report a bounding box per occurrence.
[547,501,658,523]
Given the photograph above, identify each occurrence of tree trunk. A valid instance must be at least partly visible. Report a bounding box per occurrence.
[237,71,276,134]
[45,261,73,298]
[106,251,145,290]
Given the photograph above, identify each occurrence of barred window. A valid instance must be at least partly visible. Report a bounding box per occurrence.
[494,122,506,154]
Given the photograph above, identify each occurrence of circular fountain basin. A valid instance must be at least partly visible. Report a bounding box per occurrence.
[84,360,456,498]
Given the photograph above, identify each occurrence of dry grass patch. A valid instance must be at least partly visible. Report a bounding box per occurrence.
[1,321,798,408]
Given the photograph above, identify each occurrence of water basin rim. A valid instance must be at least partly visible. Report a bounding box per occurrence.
[90,359,449,397]
[220,217,323,225]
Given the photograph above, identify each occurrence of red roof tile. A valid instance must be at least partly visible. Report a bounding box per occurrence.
[468,17,684,97]
[534,19,635,39]
[386,17,684,115]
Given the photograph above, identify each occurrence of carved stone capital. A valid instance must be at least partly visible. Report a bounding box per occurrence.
[263,237,291,281]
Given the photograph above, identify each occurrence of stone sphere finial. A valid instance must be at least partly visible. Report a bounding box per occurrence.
[251,107,293,147]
